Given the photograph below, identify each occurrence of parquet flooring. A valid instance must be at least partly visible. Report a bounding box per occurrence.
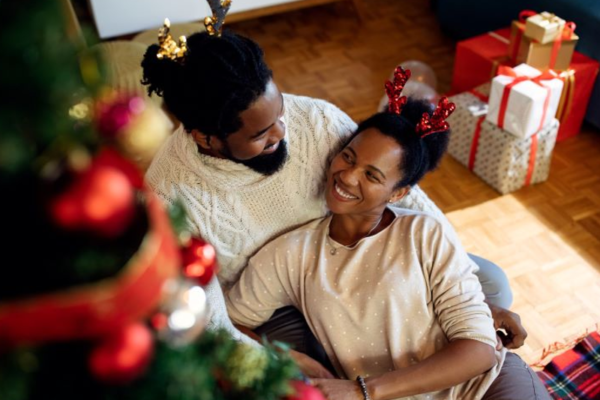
[230,0,600,364]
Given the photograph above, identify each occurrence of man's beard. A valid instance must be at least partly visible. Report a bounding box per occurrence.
[223,140,289,176]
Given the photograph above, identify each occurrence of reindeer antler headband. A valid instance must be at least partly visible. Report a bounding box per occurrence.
[157,18,188,63]
[384,66,456,138]
[204,0,232,37]
[156,1,232,62]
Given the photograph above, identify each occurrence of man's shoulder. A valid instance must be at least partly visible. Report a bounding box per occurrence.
[283,93,349,119]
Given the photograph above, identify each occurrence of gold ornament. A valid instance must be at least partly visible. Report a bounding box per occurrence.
[157,18,188,63]
[118,100,171,170]
[204,0,232,37]
[225,342,268,389]
[69,98,93,121]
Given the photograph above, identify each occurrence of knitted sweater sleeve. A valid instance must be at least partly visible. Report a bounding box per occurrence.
[204,276,261,347]
[424,218,497,348]
[396,186,480,273]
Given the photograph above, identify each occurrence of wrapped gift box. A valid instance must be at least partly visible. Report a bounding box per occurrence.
[451,28,512,95]
[452,28,599,142]
[554,52,599,141]
[524,12,565,45]
[509,20,578,71]
[448,85,558,195]
[486,64,563,139]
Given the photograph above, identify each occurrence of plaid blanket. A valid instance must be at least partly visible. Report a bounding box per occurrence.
[537,332,600,400]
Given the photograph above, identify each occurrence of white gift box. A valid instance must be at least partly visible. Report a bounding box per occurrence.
[486,63,563,139]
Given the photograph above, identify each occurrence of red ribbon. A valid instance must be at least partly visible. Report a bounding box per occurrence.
[468,89,489,103]
[495,66,555,133]
[510,10,537,63]
[549,22,576,69]
[519,10,537,22]
[0,192,180,348]
[524,134,539,186]
[468,116,486,171]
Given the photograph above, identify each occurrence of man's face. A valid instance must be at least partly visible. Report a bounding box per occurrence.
[215,80,288,175]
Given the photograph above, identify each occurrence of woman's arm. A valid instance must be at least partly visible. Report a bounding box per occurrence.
[364,339,496,399]
[234,324,335,379]
[225,237,300,329]
[312,339,496,400]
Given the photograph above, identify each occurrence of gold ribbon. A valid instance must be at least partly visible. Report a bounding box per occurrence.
[556,70,575,123]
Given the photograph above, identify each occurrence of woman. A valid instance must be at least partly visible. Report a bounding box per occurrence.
[226,69,550,400]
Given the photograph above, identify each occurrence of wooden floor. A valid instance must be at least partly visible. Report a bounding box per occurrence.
[230,0,600,364]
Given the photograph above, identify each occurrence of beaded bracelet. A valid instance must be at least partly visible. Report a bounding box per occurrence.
[356,375,371,400]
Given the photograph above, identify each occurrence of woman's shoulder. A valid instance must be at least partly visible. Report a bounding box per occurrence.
[257,216,329,253]
[388,206,462,248]
[389,206,446,228]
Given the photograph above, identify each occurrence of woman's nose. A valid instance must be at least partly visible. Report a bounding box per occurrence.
[338,167,359,186]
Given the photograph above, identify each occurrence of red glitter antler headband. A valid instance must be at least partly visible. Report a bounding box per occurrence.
[385,66,411,115]
[415,97,456,138]
[384,66,455,138]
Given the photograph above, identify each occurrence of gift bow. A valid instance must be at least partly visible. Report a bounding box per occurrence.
[497,66,558,83]
[519,10,537,22]
[539,12,561,26]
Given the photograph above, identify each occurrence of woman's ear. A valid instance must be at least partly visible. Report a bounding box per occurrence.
[191,129,212,150]
[388,186,410,204]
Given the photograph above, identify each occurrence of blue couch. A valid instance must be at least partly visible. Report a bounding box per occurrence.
[432,0,600,129]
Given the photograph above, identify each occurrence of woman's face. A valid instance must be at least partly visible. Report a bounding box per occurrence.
[326,128,406,216]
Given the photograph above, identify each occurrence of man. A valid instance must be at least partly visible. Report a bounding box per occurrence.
[141,27,525,370]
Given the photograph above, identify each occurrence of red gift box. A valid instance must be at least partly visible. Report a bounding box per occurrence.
[451,29,599,142]
[554,52,599,141]
[451,28,512,95]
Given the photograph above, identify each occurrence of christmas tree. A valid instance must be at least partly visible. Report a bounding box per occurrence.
[0,1,322,399]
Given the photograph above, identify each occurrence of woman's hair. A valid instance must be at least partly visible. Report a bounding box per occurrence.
[141,30,272,140]
[353,98,450,188]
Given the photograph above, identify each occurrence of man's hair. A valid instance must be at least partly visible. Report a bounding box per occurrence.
[352,98,450,188]
[141,30,272,140]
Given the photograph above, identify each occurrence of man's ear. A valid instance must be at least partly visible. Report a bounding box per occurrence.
[191,129,211,150]
[389,186,410,204]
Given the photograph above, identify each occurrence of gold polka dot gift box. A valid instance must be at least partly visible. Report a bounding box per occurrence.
[447,84,559,195]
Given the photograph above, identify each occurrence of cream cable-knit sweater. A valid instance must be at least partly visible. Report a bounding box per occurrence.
[146,94,454,344]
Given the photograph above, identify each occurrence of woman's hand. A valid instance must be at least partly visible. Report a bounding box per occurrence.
[312,378,364,400]
[289,350,336,379]
[487,303,528,349]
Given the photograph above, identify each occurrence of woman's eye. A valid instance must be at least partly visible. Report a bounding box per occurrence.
[342,152,351,162]
[366,171,380,182]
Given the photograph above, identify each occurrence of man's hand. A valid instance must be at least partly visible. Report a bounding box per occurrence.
[289,349,335,379]
[312,378,363,400]
[487,302,527,349]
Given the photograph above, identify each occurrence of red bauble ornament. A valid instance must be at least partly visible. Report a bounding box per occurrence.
[96,95,145,138]
[180,238,218,286]
[50,152,136,238]
[286,381,327,400]
[88,322,154,384]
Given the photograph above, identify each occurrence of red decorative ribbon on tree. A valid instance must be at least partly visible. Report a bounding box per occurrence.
[0,192,180,348]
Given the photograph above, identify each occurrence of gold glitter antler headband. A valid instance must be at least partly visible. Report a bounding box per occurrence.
[156,18,188,63]
[204,0,232,37]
